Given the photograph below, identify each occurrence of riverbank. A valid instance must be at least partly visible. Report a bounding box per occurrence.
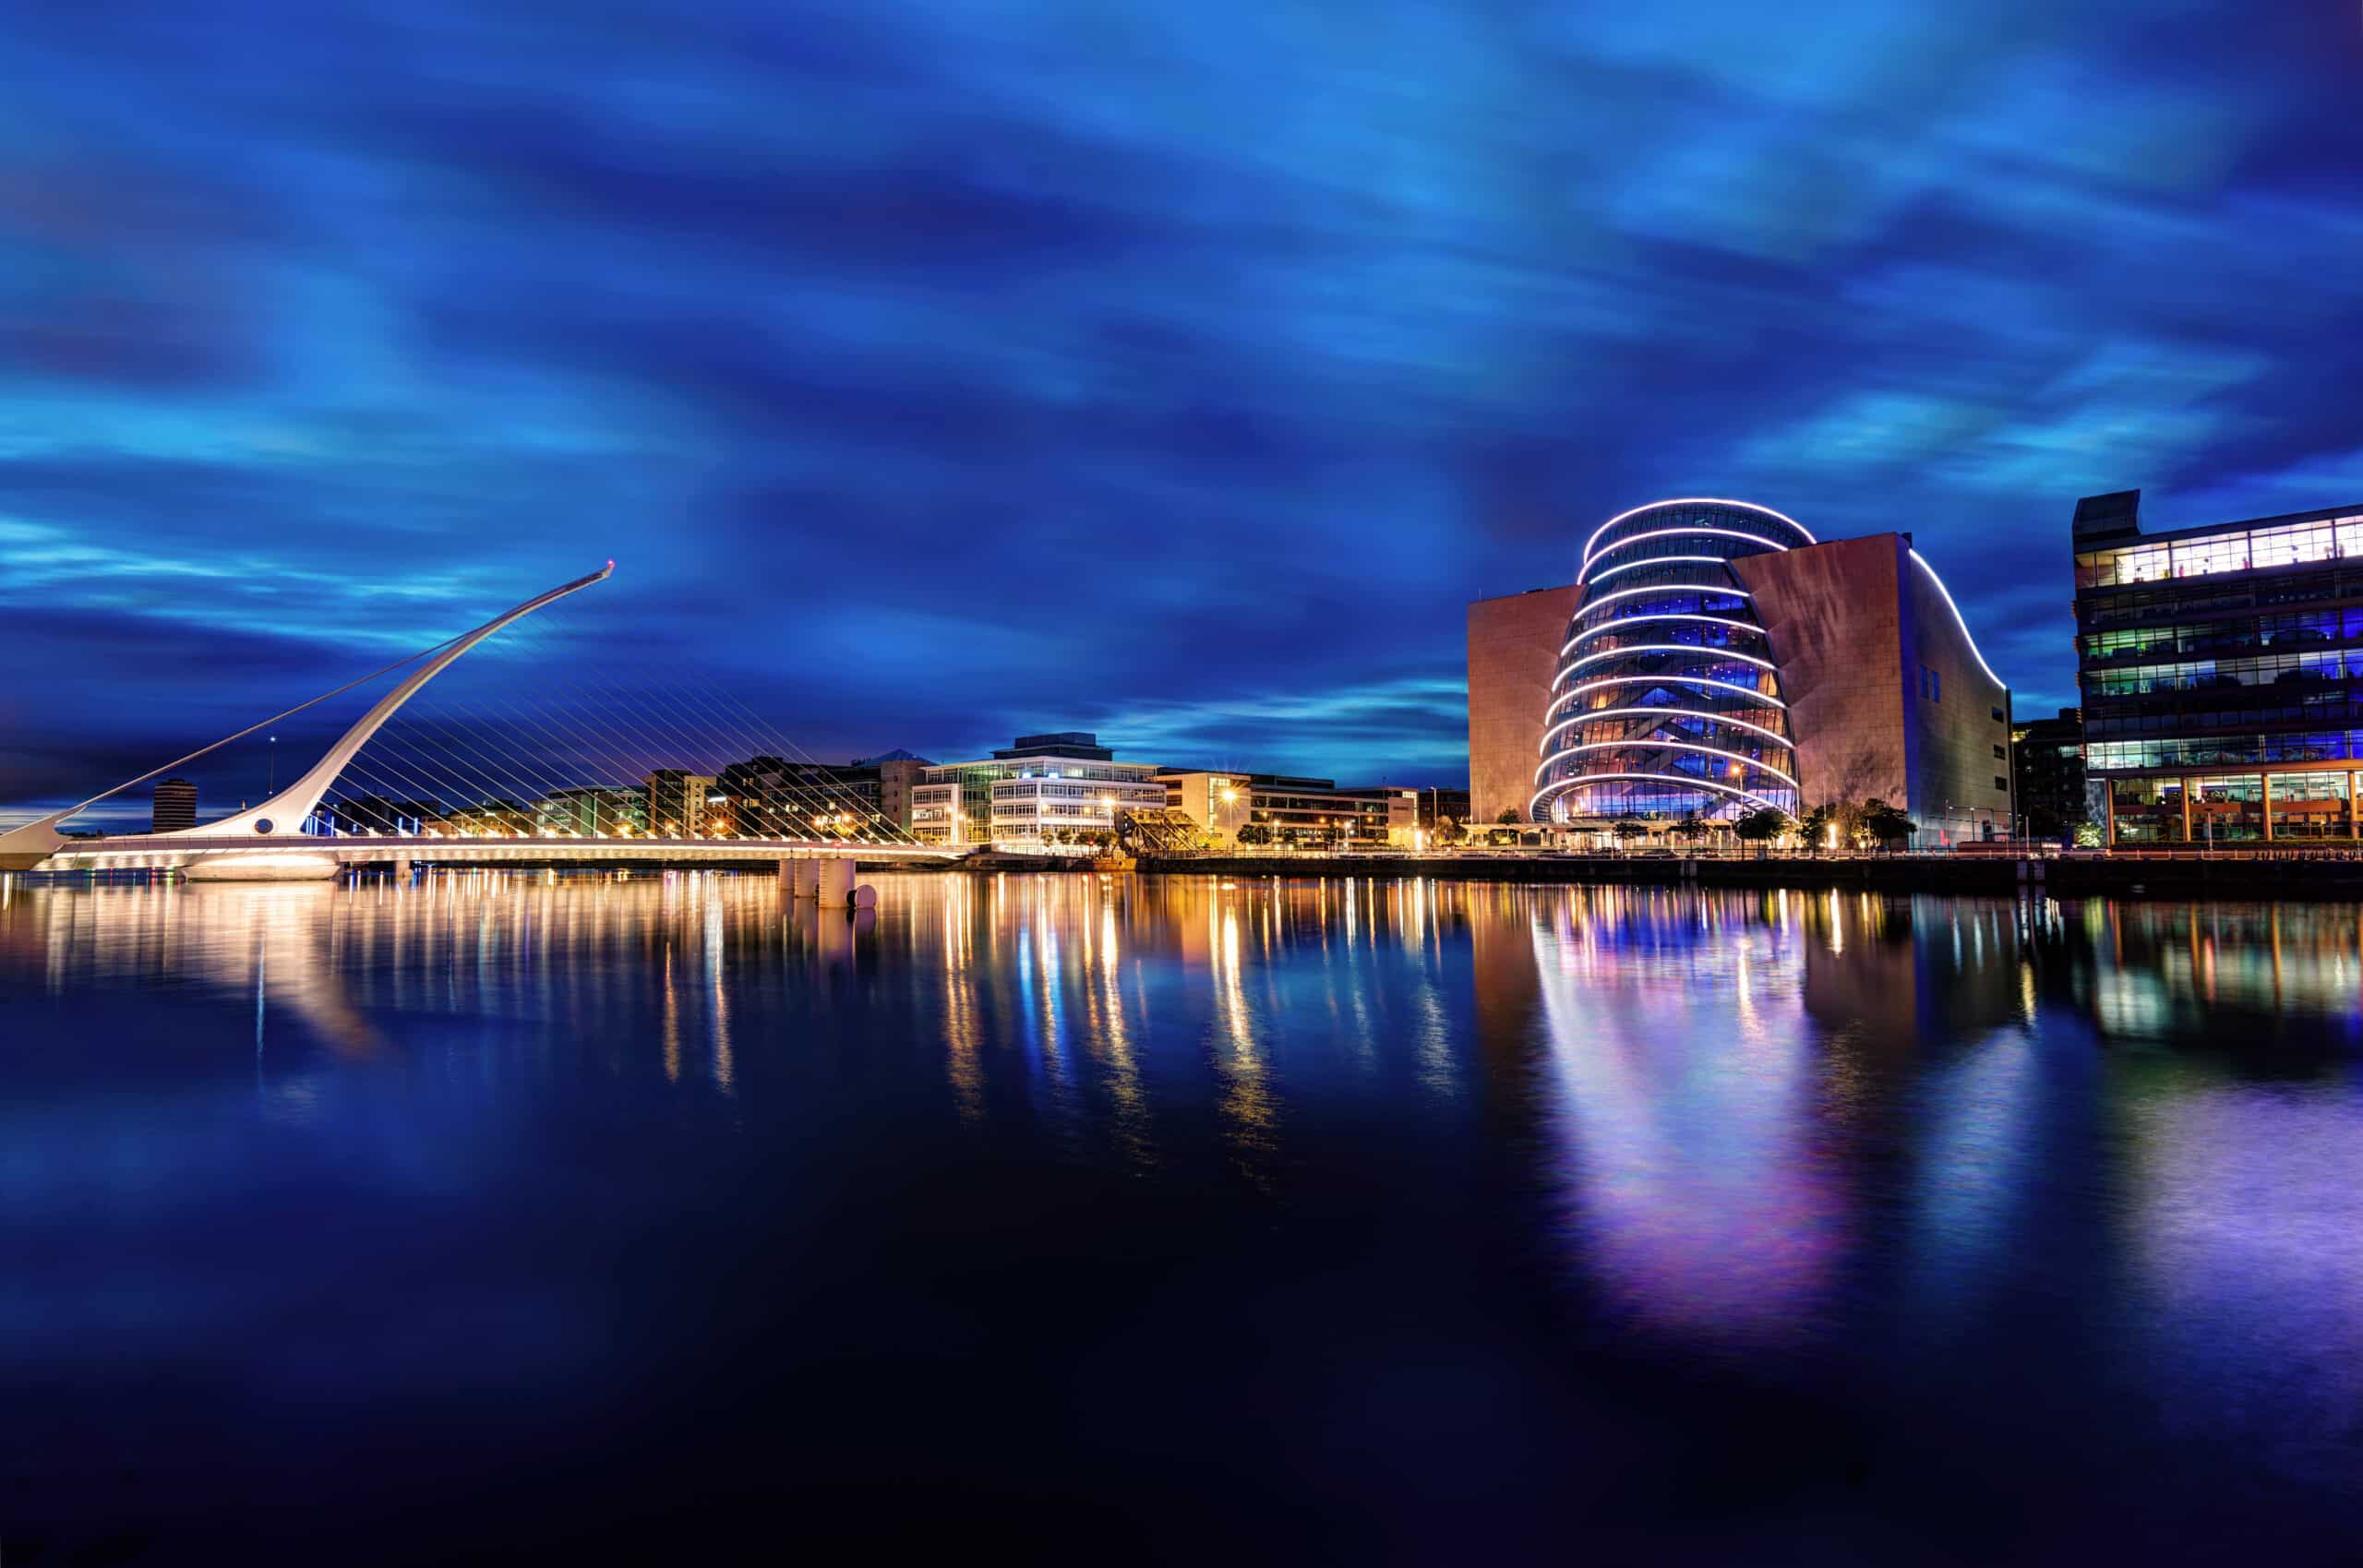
[1133,852,2363,901]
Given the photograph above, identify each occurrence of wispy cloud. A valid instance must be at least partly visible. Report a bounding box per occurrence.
[3,0,2361,803]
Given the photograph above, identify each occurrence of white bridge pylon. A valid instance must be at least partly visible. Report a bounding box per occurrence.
[0,561,956,873]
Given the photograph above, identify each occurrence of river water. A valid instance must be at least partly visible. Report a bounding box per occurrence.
[6,870,2361,1563]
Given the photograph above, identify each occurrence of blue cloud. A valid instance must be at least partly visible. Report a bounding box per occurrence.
[3,0,2360,807]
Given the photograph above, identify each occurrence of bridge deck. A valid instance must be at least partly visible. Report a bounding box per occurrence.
[31,833,956,872]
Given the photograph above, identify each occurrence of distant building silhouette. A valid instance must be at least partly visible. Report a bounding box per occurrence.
[152,777,197,833]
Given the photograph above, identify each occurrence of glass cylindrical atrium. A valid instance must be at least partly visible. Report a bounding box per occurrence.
[1532,498,1812,823]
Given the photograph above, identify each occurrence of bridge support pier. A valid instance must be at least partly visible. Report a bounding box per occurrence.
[780,857,822,898]
[392,856,412,880]
[819,857,855,906]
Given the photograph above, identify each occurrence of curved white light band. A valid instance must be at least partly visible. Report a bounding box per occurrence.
[1557,643,1778,685]
[1586,554,1735,583]
[1537,741,1798,788]
[1579,498,1818,563]
[1530,772,1793,820]
[1541,706,1794,753]
[1581,527,1795,580]
[1553,674,1788,709]
[1565,614,1766,652]
[1908,548,2006,690]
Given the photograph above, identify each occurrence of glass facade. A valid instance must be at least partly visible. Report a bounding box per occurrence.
[1534,499,1811,822]
[912,740,1165,845]
[2076,493,2363,844]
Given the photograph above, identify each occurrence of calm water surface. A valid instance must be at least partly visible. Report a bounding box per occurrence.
[6,871,2362,1562]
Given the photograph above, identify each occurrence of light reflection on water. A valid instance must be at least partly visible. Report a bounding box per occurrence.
[6,870,2363,1554]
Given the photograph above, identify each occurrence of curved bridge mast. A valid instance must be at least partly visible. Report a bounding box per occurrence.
[0,561,611,865]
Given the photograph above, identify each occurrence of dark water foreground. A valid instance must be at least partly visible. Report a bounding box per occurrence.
[5,871,2361,1564]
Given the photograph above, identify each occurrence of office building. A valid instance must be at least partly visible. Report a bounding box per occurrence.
[2010,709,2090,839]
[1158,771,1412,847]
[910,733,1167,846]
[642,771,716,837]
[534,785,646,837]
[692,752,931,839]
[850,750,932,832]
[1470,498,2013,844]
[2074,490,2363,844]
[1158,772,1253,842]
[1412,786,1471,832]
[151,777,197,833]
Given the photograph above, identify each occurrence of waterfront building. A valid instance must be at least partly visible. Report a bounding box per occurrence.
[910,734,1166,846]
[151,777,196,833]
[1158,771,1253,843]
[429,801,534,837]
[850,750,932,832]
[1467,586,1582,828]
[1413,786,1472,832]
[533,785,646,837]
[1344,786,1421,845]
[2010,709,2090,839]
[2073,489,2363,844]
[1158,771,1410,847]
[1470,498,2013,844]
[693,752,931,839]
[642,771,715,837]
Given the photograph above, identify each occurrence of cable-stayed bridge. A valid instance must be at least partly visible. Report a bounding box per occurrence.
[0,562,957,880]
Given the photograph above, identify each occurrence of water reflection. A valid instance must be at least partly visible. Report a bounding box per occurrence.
[6,869,2363,1514]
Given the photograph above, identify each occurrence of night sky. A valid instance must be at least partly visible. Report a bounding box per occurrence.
[6,2,2362,823]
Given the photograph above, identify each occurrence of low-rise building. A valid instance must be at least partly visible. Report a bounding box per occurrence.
[2010,709,2089,839]
[850,750,932,832]
[1412,786,1471,832]
[642,771,715,837]
[1158,770,1412,847]
[534,785,645,837]
[707,756,895,839]
[911,733,1165,846]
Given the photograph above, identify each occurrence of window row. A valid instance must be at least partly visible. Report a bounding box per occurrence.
[2079,608,2363,663]
[2109,771,2360,842]
[2087,732,2363,771]
[2084,700,2363,736]
[2076,517,2363,589]
[2079,571,2363,625]
[2082,650,2363,697]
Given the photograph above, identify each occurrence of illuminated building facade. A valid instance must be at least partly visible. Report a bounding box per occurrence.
[642,770,714,837]
[1471,498,2014,844]
[534,785,646,837]
[910,734,1165,846]
[1535,498,1813,822]
[1158,770,1410,846]
[2075,489,2363,844]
